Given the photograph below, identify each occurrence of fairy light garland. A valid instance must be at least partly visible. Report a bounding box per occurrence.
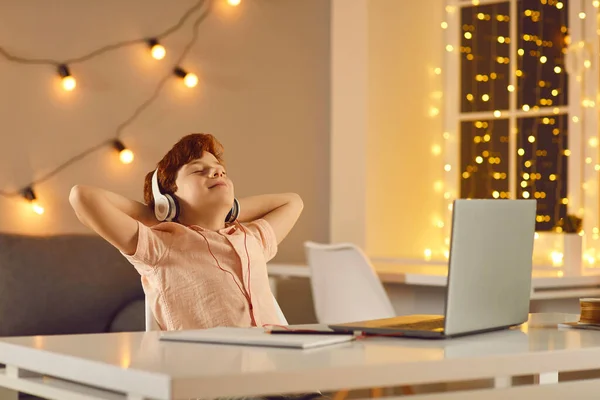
[0,0,242,215]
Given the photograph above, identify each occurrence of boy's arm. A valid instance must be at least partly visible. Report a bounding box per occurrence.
[69,185,159,255]
[237,194,304,244]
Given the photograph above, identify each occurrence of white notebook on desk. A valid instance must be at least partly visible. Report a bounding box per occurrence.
[159,327,354,349]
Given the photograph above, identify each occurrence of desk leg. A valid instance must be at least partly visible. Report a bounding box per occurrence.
[0,387,18,400]
[493,376,512,389]
[534,372,559,384]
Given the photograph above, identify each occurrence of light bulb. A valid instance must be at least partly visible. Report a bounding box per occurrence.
[227,0,241,5]
[149,40,166,60]
[22,187,43,215]
[424,248,432,261]
[62,76,76,91]
[58,65,76,91]
[120,149,134,164]
[550,251,563,267]
[184,73,198,88]
[113,140,134,164]
[174,67,198,88]
[31,201,45,215]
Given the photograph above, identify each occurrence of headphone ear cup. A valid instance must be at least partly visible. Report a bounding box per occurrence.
[164,194,179,222]
[226,198,240,223]
[154,196,170,222]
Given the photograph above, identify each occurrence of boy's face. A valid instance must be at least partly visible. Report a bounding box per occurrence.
[174,151,235,217]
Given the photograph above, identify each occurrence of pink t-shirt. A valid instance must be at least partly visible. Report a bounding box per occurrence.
[122,219,280,331]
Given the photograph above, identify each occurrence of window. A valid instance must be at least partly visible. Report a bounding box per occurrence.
[442,0,600,267]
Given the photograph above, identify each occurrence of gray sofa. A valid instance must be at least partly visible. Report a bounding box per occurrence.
[0,232,145,337]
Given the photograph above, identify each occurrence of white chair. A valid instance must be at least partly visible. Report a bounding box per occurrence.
[304,241,413,398]
[145,294,288,331]
[304,241,395,325]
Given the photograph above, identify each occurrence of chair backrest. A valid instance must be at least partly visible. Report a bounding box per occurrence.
[304,241,396,324]
[145,294,288,331]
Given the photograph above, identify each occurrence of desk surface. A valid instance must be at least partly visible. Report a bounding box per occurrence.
[268,263,600,289]
[0,314,599,399]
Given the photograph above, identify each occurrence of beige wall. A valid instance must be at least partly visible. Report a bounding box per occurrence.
[0,0,330,263]
[366,0,445,260]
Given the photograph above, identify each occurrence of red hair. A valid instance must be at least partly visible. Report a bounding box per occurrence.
[143,133,225,210]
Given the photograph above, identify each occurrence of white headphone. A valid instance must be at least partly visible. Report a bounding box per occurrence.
[151,168,241,223]
[152,169,178,222]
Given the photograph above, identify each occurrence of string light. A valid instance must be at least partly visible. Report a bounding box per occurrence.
[0,0,212,209]
[112,140,135,164]
[58,65,76,91]
[174,67,199,88]
[22,187,44,215]
[147,39,166,60]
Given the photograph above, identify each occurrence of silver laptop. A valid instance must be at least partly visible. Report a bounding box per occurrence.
[328,199,537,339]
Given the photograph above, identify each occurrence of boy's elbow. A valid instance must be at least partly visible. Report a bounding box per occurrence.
[289,193,304,211]
[69,185,85,208]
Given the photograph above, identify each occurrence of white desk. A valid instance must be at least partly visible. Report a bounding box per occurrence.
[268,263,600,315]
[0,314,600,400]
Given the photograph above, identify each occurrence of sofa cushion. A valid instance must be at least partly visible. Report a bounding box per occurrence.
[0,233,144,336]
[108,298,145,332]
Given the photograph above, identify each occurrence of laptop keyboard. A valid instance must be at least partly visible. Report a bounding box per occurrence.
[386,317,445,331]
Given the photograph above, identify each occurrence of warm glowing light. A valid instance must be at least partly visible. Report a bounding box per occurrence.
[119,149,134,164]
[518,148,525,156]
[434,68,442,75]
[584,60,592,69]
[554,66,561,74]
[595,165,600,171]
[465,32,472,40]
[58,65,76,91]
[522,104,530,111]
[507,85,515,92]
[573,116,579,123]
[590,138,599,148]
[482,94,490,102]
[31,201,44,215]
[556,2,564,9]
[424,248,432,261]
[62,76,76,91]
[174,67,198,88]
[492,191,500,198]
[22,188,44,215]
[444,164,452,172]
[432,145,442,155]
[579,12,586,19]
[441,22,448,29]
[227,0,241,5]
[148,39,167,61]
[534,232,540,240]
[594,0,600,7]
[550,251,564,267]
[475,156,483,164]
[528,136,535,143]
[443,132,450,140]
[434,181,444,192]
[564,149,571,156]
[446,45,454,52]
[522,191,530,199]
[540,56,547,64]
[493,110,501,118]
[549,174,557,181]
[184,73,199,88]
